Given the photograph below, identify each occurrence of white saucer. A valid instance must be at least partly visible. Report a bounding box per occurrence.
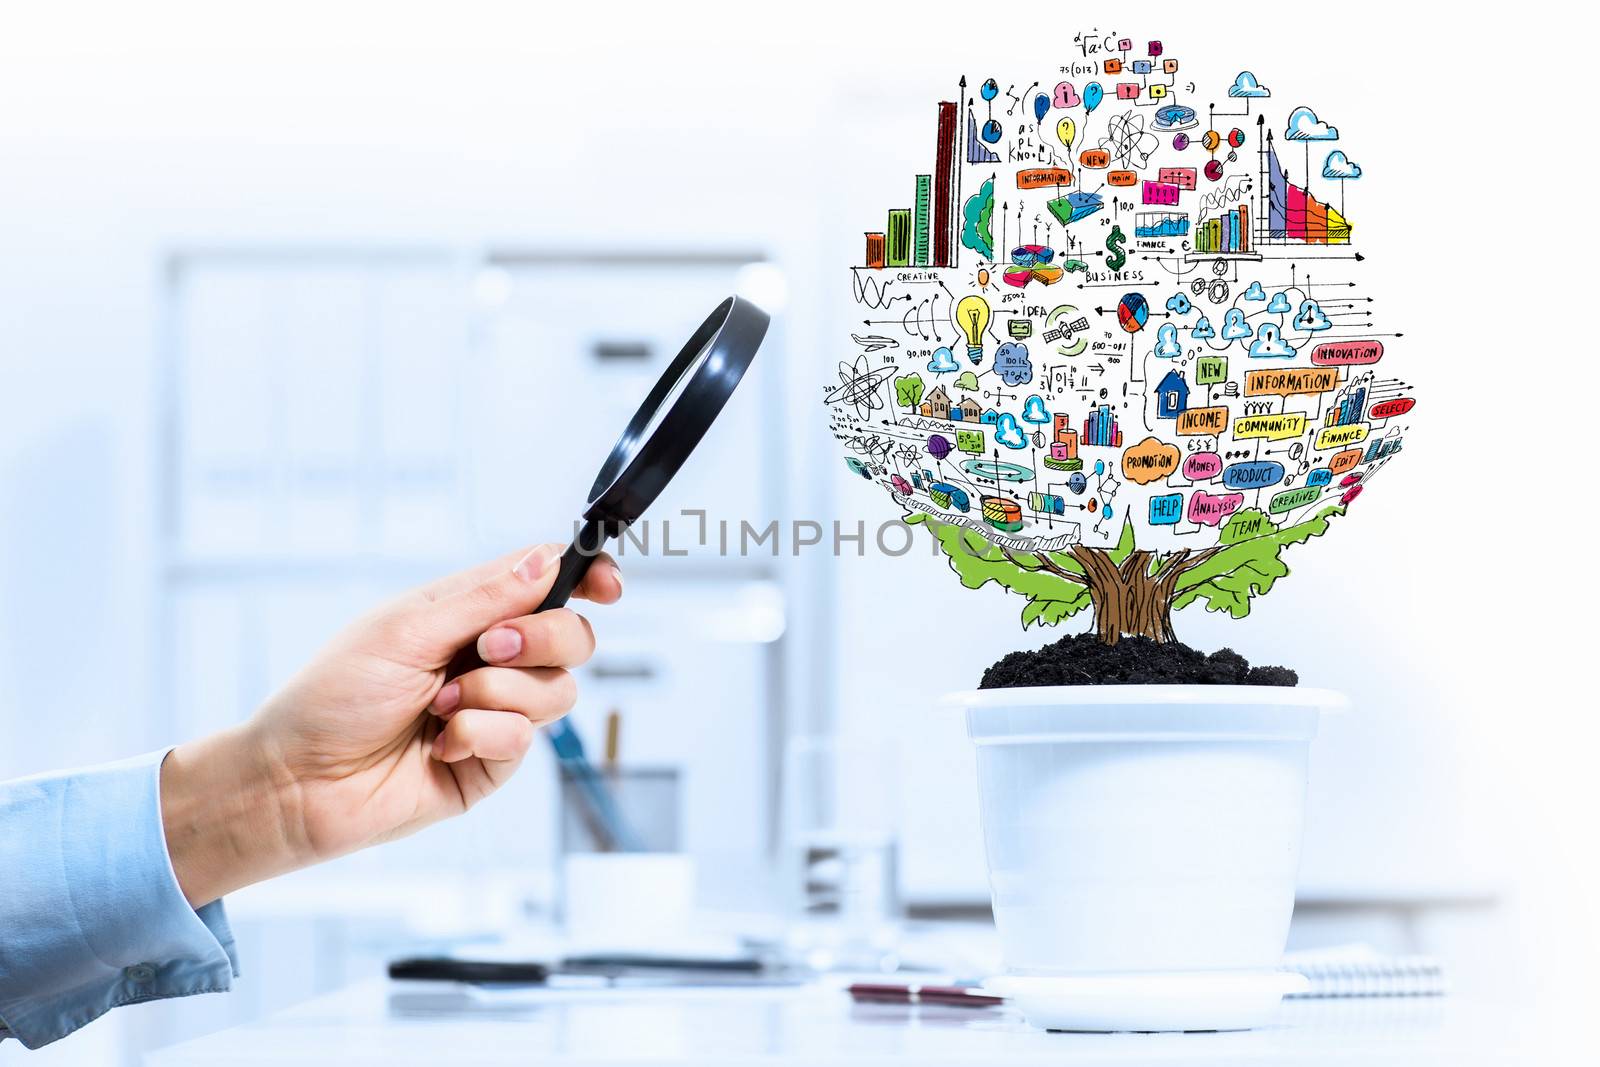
[984,970,1310,1032]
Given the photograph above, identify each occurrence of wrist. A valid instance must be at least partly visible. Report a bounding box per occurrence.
[160,723,310,908]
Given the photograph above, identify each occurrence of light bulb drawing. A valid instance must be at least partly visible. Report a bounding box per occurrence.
[956,294,991,365]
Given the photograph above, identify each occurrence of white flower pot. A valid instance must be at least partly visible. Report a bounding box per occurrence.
[948,684,1342,1032]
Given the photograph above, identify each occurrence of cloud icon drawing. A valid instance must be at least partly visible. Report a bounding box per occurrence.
[927,346,960,374]
[1249,322,1297,358]
[1165,292,1192,315]
[1153,322,1182,358]
[1021,394,1051,423]
[1243,280,1266,301]
[1294,300,1331,332]
[994,341,1033,386]
[1285,105,1338,141]
[1266,290,1293,313]
[1221,308,1253,341]
[994,412,1027,449]
[1322,150,1362,179]
[1190,315,1215,340]
[1229,71,1271,98]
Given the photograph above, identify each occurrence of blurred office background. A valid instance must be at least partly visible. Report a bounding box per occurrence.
[1,4,1589,1063]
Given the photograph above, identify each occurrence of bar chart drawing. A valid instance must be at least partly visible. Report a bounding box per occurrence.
[935,101,960,267]
[1195,202,1251,254]
[865,103,961,268]
[1325,381,1366,427]
[1083,404,1123,448]
[914,175,932,267]
[864,231,885,269]
[886,209,912,268]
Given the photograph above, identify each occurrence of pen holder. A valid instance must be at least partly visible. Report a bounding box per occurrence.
[558,764,681,854]
[557,765,694,945]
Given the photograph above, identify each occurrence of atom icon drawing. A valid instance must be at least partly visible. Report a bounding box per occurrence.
[846,433,894,463]
[825,354,895,420]
[1101,111,1158,170]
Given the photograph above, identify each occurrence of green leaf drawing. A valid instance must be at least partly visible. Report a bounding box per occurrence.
[911,504,1346,632]
[1173,505,1345,618]
[911,512,1093,629]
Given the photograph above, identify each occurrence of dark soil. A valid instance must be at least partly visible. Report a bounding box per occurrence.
[979,632,1298,689]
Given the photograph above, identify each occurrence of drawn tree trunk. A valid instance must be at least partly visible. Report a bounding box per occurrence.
[1007,544,1222,646]
[916,507,1345,646]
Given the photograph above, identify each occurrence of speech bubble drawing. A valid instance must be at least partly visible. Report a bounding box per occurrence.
[1175,406,1230,435]
[1188,490,1245,526]
[1315,423,1369,450]
[1149,493,1184,525]
[1328,448,1363,474]
[1270,485,1323,513]
[1245,367,1338,397]
[1194,355,1229,384]
[1017,167,1075,189]
[1368,396,1416,419]
[1310,339,1384,366]
[1222,509,1270,543]
[1221,460,1286,490]
[1231,412,1307,441]
[1121,436,1181,485]
[1183,451,1223,481]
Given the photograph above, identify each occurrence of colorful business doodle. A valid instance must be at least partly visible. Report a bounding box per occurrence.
[827,32,1413,642]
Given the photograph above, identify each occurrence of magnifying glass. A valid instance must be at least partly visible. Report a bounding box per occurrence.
[541,293,769,613]
[451,293,769,672]
[445,295,769,845]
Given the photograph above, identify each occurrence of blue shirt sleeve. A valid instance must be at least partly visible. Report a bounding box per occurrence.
[0,749,240,1048]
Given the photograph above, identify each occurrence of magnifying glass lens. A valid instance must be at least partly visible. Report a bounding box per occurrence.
[628,335,716,466]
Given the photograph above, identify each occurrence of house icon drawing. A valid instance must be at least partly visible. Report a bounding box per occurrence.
[1156,369,1189,419]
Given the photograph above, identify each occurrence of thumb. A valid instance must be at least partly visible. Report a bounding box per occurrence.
[412,543,564,659]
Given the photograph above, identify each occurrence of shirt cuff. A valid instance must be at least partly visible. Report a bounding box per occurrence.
[0,749,240,1048]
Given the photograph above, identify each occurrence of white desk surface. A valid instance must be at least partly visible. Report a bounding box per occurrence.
[144,978,1577,1065]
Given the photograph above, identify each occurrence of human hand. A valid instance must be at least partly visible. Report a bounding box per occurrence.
[159,544,623,907]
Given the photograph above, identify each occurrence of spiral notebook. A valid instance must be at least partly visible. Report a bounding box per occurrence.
[1282,945,1447,998]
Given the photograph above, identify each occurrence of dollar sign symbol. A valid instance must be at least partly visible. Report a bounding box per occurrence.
[1105,224,1127,271]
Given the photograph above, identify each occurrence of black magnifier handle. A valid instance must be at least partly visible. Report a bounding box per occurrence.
[445,517,612,677]
[534,520,610,615]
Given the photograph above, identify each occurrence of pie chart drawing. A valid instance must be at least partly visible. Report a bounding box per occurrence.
[1117,293,1149,334]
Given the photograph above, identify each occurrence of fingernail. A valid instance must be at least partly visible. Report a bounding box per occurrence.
[431,731,447,759]
[478,627,522,663]
[609,561,623,593]
[513,545,558,582]
[433,681,461,715]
